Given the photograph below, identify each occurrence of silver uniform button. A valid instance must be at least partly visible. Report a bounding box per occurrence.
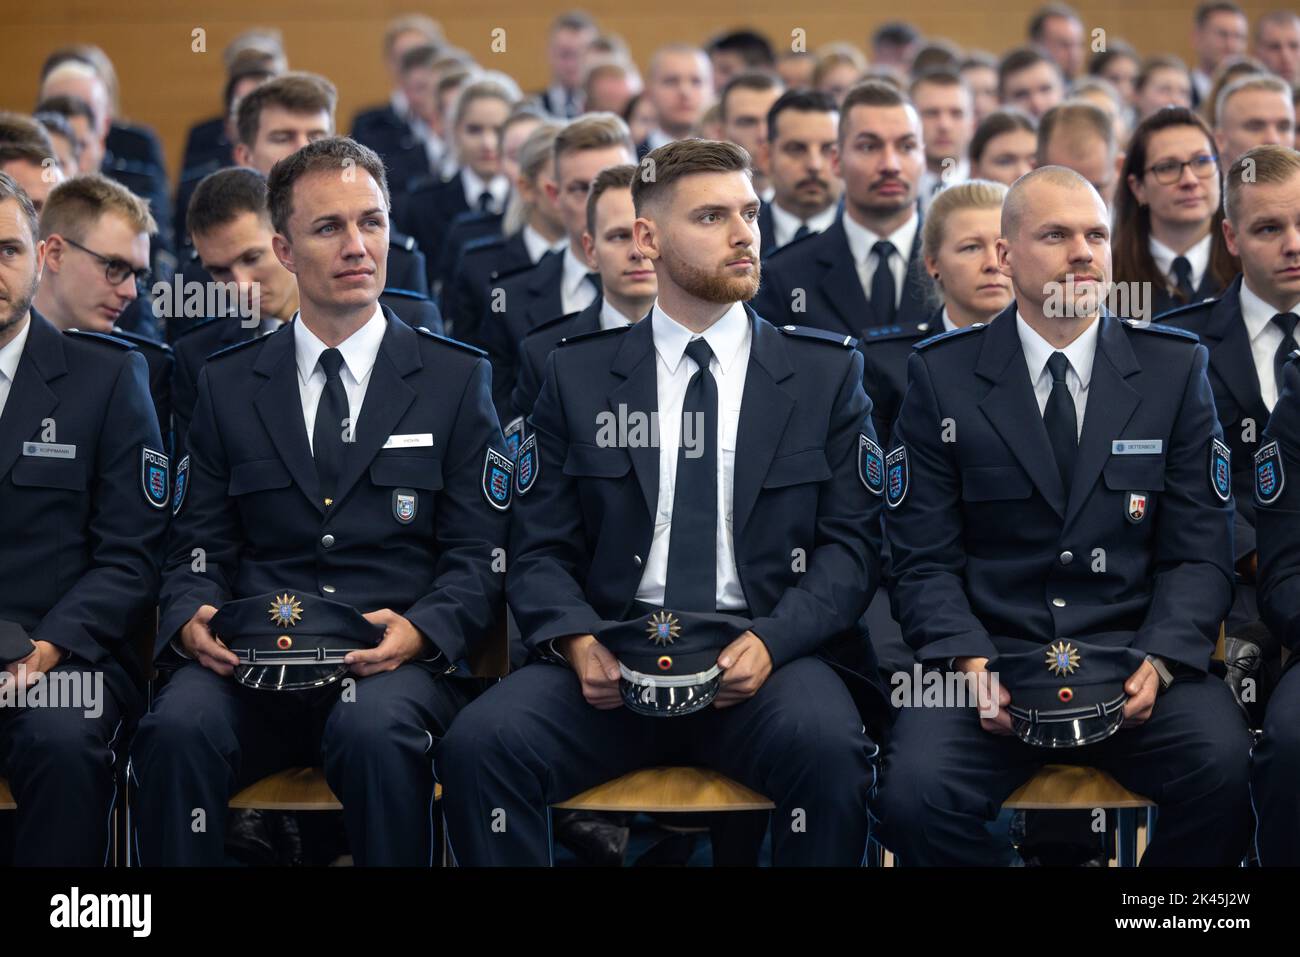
[1052,597,1066,608]
[322,585,336,594]
[1059,550,1073,565]
[633,555,643,566]
[321,534,335,548]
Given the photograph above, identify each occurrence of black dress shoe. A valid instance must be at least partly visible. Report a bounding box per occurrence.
[554,810,630,866]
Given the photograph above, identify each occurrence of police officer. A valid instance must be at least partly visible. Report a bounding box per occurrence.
[1238,147,1300,865]
[438,139,885,866]
[31,174,172,443]
[876,165,1252,867]
[129,137,509,866]
[754,81,934,334]
[510,164,655,425]
[0,171,167,865]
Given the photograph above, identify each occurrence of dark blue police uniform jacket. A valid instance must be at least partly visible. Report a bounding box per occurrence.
[158,307,509,669]
[858,309,945,451]
[510,298,603,424]
[509,305,887,722]
[1257,355,1300,653]
[443,231,533,348]
[753,212,933,335]
[885,304,1235,672]
[481,249,565,417]
[0,313,167,710]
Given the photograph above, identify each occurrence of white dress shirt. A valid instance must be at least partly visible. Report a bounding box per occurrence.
[636,300,751,611]
[599,299,638,330]
[940,306,959,333]
[521,224,566,265]
[560,245,600,316]
[1016,310,1099,440]
[0,317,32,420]
[460,166,510,216]
[918,157,970,212]
[293,306,388,453]
[842,211,920,310]
[1149,233,1211,299]
[1240,278,1300,411]
[768,200,839,251]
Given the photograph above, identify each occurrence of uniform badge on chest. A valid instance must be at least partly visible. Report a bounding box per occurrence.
[1125,491,1148,524]
[392,488,417,524]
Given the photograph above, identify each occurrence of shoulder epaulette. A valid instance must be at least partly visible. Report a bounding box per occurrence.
[492,261,538,284]
[414,327,488,357]
[381,286,430,301]
[1123,318,1199,341]
[172,316,232,343]
[111,328,173,354]
[207,332,270,361]
[777,324,856,348]
[1149,299,1211,326]
[915,322,989,350]
[527,311,582,337]
[861,319,937,344]
[63,329,134,350]
[463,235,507,257]
[558,325,632,347]
[773,229,819,255]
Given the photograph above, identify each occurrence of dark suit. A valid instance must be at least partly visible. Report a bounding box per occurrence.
[395,172,472,290]
[510,299,603,424]
[130,309,510,866]
[757,200,777,258]
[180,116,231,175]
[1249,355,1300,863]
[753,213,933,335]
[1151,266,1225,319]
[0,313,167,865]
[109,326,173,450]
[170,316,267,462]
[438,307,886,865]
[434,210,504,305]
[443,231,534,348]
[875,306,1250,866]
[351,104,433,193]
[103,124,174,269]
[481,249,567,417]
[858,310,944,451]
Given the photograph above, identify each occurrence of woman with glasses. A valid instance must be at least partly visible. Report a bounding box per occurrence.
[1113,107,1238,318]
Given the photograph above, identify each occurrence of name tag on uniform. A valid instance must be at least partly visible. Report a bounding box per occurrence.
[22,441,76,459]
[382,433,433,449]
[1112,440,1163,455]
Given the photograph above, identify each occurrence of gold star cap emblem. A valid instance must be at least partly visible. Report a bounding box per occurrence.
[1046,640,1080,677]
[268,593,303,628]
[645,611,681,647]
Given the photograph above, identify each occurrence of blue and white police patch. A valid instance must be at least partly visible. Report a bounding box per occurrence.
[503,416,525,459]
[482,448,513,511]
[141,447,169,510]
[516,433,538,495]
[885,445,909,508]
[172,454,190,516]
[859,433,884,496]
[392,488,418,524]
[1209,438,1231,502]
[1256,441,1285,505]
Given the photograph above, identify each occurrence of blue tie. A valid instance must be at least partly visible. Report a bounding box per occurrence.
[663,338,718,611]
[871,240,897,326]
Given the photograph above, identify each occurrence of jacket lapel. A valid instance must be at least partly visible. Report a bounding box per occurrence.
[899,208,933,321]
[1206,278,1267,422]
[1063,315,1141,527]
[526,252,566,331]
[815,218,871,336]
[607,316,660,519]
[975,305,1067,519]
[0,314,65,481]
[252,321,324,513]
[733,309,795,537]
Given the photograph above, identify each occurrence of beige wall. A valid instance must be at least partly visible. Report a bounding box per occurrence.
[1,0,1283,179]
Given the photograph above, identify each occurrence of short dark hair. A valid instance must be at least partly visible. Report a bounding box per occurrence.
[910,68,967,99]
[0,169,40,242]
[1028,3,1081,41]
[706,29,776,69]
[34,94,96,126]
[766,88,838,144]
[586,163,636,235]
[720,72,782,123]
[910,40,963,77]
[187,167,270,239]
[631,138,751,215]
[223,49,282,112]
[0,112,57,166]
[236,72,337,148]
[838,80,910,143]
[1087,40,1139,78]
[969,107,1038,165]
[998,47,1057,99]
[399,43,441,76]
[33,111,79,166]
[1195,1,1246,28]
[266,136,389,237]
[871,22,920,50]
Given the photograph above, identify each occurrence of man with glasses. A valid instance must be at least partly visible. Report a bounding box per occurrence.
[33,174,172,442]
[0,171,167,864]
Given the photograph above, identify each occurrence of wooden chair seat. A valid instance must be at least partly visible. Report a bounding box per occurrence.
[1003,764,1154,810]
[227,767,442,811]
[553,766,774,814]
[0,776,13,811]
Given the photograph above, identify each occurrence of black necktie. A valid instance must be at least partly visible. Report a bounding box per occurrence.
[477,190,493,213]
[792,223,811,242]
[663,338,718,612]
[313,348,348,508]
[1172,256,1196,302]
[870,240,897,326]
[1273,312,1300,394]
[1044,351,1078,495]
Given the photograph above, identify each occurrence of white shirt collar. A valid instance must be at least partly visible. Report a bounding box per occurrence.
[293,304,387,387]
[562,245,595,298]
[1015,309,1100,390]
[389,88,409,119]
[769,200,839,247]
[1149,233,1211,285]
[646,128,675,151]
[1240,276,1295,344]
[521,224,564,264]
[841,209,920,267]
[651,299,750,376]
[600,298,638,330]
[940,306,958,332]
[0,315,32,385]
[460,166,509,213]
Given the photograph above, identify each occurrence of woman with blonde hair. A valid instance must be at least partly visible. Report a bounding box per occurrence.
[861,179,1013,446]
